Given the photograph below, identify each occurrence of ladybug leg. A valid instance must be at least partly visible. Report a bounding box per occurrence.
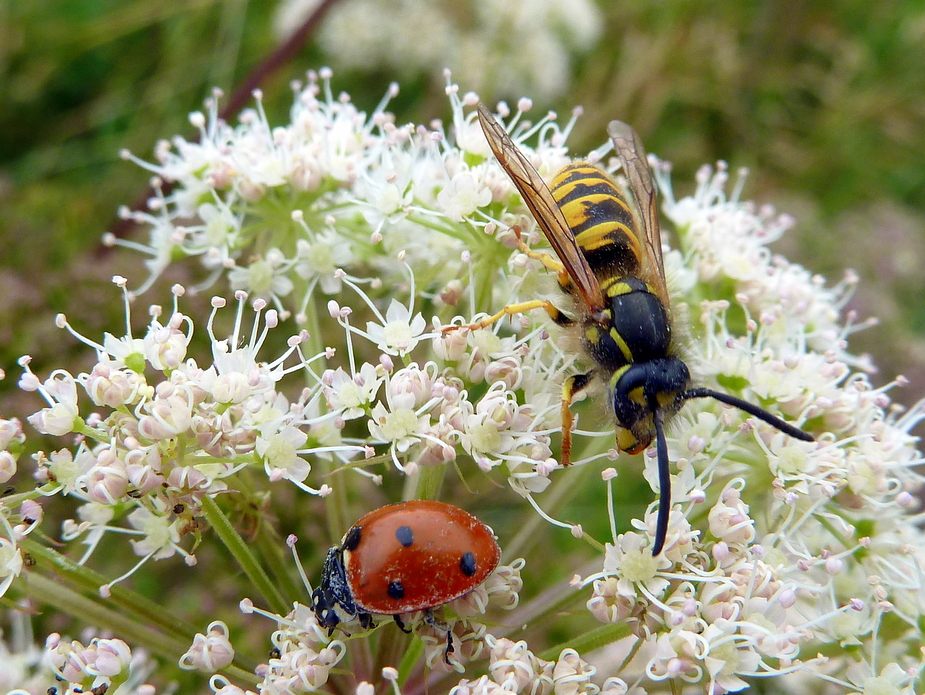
[392,614,412,634]
[443,630,455,665]
[423,610,455,665]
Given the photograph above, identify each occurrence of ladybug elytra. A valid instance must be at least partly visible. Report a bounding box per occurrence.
[312,500,501,648]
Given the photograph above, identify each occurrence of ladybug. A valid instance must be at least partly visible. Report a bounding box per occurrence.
[312,500,501,653]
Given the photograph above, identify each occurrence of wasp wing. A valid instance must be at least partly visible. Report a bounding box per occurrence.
[478,103,607,313]
[607,120,670,309]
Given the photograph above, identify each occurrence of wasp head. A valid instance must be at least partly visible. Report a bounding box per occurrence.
[610,357,691,453]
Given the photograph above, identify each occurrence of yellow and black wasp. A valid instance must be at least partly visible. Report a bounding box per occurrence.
[457,103,814,555]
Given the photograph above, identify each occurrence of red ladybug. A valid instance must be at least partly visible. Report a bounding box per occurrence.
[312,500,501,650]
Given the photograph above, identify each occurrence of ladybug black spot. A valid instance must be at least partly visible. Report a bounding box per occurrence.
[343,525,362,551]
[460,551,477,576]
[395,525,414,547]
[388,579,404,600]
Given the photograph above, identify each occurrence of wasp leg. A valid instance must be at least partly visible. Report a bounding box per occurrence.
[512,226,572,289]
[442,299,571,333]
[561,372,595,466]
[515,235,565,271]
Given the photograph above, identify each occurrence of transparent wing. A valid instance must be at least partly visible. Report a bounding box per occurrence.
[607,120,670,308]
[478,103,606,313]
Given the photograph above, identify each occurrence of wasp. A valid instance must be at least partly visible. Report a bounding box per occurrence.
[453,103,814,555]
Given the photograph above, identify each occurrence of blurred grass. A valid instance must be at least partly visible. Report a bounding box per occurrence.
[1,0,924,684]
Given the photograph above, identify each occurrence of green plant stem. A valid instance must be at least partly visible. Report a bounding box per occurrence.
[231,472,304,602]
[396,633,425,686]
[406,462,446,501]
[200,494,290,617]
[20,564,259,685]
[23,571,188,659]
[254,520,304,602]
[538,622,633,662]
[23,540,193,641]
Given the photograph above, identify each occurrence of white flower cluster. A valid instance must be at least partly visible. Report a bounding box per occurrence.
[276,0,603,102]
[13,282,359,595]
[2,71,923,694]
[11,633,155,695]
[578,165,925,693]
[449,640,614,695]
[111,69,588,326]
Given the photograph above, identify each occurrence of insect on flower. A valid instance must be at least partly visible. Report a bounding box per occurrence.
[312,500,501,661]
[448,104,815,555]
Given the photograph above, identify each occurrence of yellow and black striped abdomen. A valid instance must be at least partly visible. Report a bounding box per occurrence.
[551,163,642,280]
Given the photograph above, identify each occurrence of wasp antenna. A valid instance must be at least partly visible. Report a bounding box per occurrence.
[651,408,671,556]
[683,387,815,442]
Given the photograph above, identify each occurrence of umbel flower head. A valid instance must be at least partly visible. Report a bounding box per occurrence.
[3,70,923,695]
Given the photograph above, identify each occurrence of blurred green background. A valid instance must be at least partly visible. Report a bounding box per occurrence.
[3,0,924,422]
[2,0,924,687]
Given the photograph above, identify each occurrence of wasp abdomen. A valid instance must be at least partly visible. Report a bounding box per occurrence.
[551,164,641,278]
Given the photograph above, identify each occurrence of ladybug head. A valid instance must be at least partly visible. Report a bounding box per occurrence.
[312,547,358,632]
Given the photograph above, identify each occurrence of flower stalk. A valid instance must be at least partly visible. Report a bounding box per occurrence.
[199,494,290,617]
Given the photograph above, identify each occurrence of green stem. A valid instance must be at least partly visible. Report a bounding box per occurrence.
[537,622,633,662]
[406,462,446,501]
[255,519,305,602]
[19,563,259,685]
[302,293,324,358]
[395,633,425,686]
[23,540,193,641]
[200,494,290,617]
[472,257,501,314]
[22,571,188,660]
[231,472,304,602]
